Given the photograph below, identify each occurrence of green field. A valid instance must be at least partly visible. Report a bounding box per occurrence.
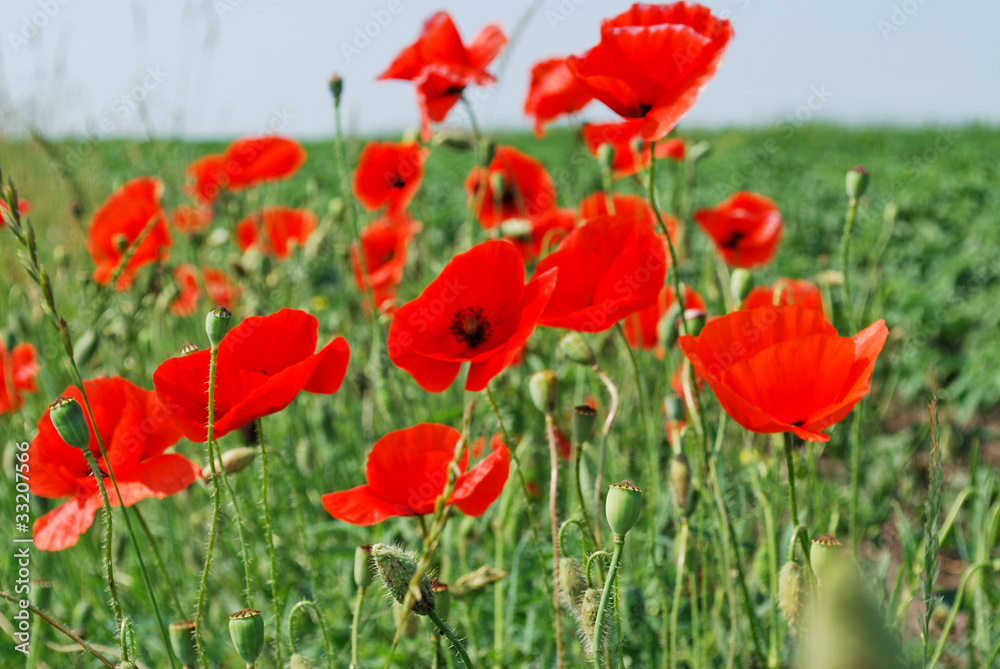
[1,124,998,668]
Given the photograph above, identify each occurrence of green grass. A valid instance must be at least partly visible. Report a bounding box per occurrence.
[1,124,998,668]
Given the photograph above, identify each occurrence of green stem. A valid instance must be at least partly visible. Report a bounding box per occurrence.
[840,198,859,332]
[135,505,186,617]
[928,562,994,668]
[429,609,475,668]
[575,432,597,547]
[493,517,504,669]
[669,520,689,669]
[257,418,283,668]
[648,141,688,338]
[462,96,484,249]
[544,414,565,668]
[350,587,365,669]
[783,433,813,575]
[194,346,222,669]
[849,406,863,554]
[615,323,657,501]
[594,537,625,669]
[287,599,335,669]
[592,366,620,546]
[0,592,115,667]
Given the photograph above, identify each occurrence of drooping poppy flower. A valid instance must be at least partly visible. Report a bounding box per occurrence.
[743,278,824,312]
[353,140,428,213]
[504,208,578,262]
[171,204,213,235]
[235,206,316,259]
[465,146,557,229]
[153,309,350,442]
[379,12,507,139]
[169,265,241,316]
[583,121,686,179]
[0,198,30,228]
[387,240,557,392]
[523,57,593,136]
[622,284,705,353]
[567,3,733,141]
[694,192,783,268]
[536,213,666,332]
[87,177,171,290]
[321,423,509,525]
[678,305,888,442]
[352,212,421,314]
[29,377,200,551]
[0,340,39,414]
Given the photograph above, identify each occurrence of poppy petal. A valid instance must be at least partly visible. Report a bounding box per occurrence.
[450,443,510,515]
[321,485,408,526]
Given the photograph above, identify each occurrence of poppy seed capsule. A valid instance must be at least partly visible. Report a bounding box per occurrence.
[810,534,844,583]
[354,545,374,590]
[846,165,870,200]
[529,370,558,414]
[730,268,754,304]
[559,557,586,613]
[228,609,265,667]
[328,73,343,104]
[606,480,642,537]
[559,332,596,367]
[572,405,597,445]
[168,620,197,667]
[370,543,436,615]
[683,308,706,336]
[48,397,90,450]
[578,587,605,655]
[205,306,231,347]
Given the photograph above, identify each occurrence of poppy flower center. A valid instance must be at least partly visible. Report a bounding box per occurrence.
[389,174,406,189]
[449,306,492,349]
[637,103,653,116]
[443,85,466,97]
[721,230,745,249]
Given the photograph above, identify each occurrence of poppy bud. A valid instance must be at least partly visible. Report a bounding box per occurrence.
[730,268,754,305]
[664,396,685,422]
[289,654,313,669]
[449,565,506,597]
[606,480,642,538]
[482,139,497,166]
[205,306,231,348]
[115,663,137,669]
[73,329,100,366]
[180,342,200,356]
[354,545,374,590]
[370,543,436,615]
[48,397,91,450]
[228,609,265,667]
[657,300,684,349]
[810,534,844,583]
[683,308,706,336]
[328,73,344,105]
[499,217,532,241]
[596,143,615,173]
[559,557,586,613]
[845,165,869,200]
[168,620,197,668]
[529,370,558,414]
[201,447,257,480]
[430,580,451,619]
[558,332,595,367]
[669,454,691,513]
[572,405,597,445]
[777,561,803,633]
[578,587,604,655]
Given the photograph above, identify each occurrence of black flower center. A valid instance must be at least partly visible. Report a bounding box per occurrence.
[449,307,492,349]
[389,174,406,189]
[721,230,745,249]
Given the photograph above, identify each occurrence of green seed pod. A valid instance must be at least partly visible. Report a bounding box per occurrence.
[558,332,596,367]
[289,653,313,669]
[669,453,691,514]
[596,143,615,173]
[228,609,265,667]
[528,370,558,415]
[683,308,706,336]
[205,306,231,348]
[73,329,100,366]
[845,165,870,200]
[810,534,844,583]
[730,268,754,305]
[354,545,374,590]
[168,620,197,668]
[572,405,597,445]
[328,73,344,105]
[202,447,257,481]
[481,139,497,167]
[558,557,586,613]
[606,480,642,538]
[48,397,91,450]
[777,561,803,634]
[370,544,436,615]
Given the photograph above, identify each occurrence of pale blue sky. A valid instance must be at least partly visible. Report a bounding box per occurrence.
[1,1,998,139]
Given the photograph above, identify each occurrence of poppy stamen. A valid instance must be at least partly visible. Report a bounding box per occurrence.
[449,307,492,349]
[389,174,406,189]
[721,231,745,249]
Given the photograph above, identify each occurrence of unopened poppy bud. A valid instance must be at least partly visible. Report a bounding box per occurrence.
[49,397,90,450]
[657,301,684,349]
[777,561,803,632]
[559,332,595,366]
[229,609,265,667]
[596,143,615,173]
[810,534,844,582]
[578,587,604,655]
[529,370,558,414]
[606,480,642,538]
[846,165,869,200]
[499,217,532,241]
[572,405,597,445]
[664,396,685,422]
[449,565,506,597]
[431,580,451,619]
[683,308,706,336]
[670,454,691,513]
[370,543,436,615]
[354,545,374,590]
[730,268,754,305]
[115,663,137,669]
[328,73,344,105]
[205,306,231,347]
[168,620,197,668]
[202,447,257,480]
[482,139,497,166]
[559,557,586,612]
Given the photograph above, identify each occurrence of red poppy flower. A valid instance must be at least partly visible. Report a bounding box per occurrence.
[203,267,241,310]
[465,146,557,229]
[169,265,241,316]
[379,12,507,139]
[622,284,705,352]
[670,360,705,398]
[235,206,316,259]
[579,192,655,226]
[321,423,509,525]
[171,204,212,235]
[0,198,30,227]
[353,141,428,213]
[524,57,593,136]
[694,192,783,268]
[352,212,421,314]
[87,177,171,290]
[583,121,685,178]
[29,377,200,551]
[185,137,306,204]
[1,341,39,414]
[185,154,228,204]
[153,309,350,442]
[567,3,733,141]
[536,213,666,332]
[387,240,557,392]
[743,279,823,312]
[678,305,888,442]
[505,208,578,262]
